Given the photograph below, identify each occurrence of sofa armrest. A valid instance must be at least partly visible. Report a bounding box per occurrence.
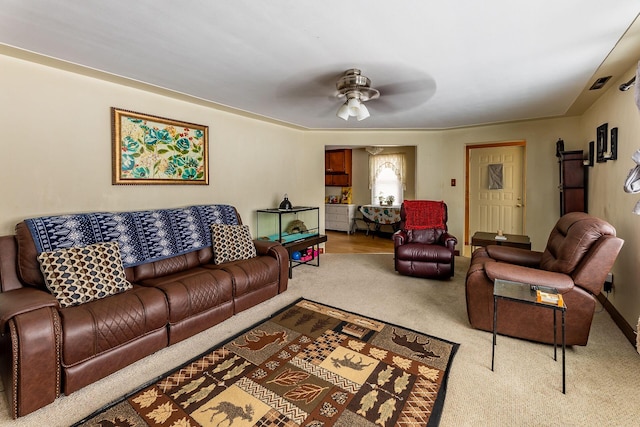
[486,245,543,268]
[485,262,574,293]
[253,239,280,256]
[439,232,457,251]
[1,305,62,418]
[253,240,289,293]
[0,288,59,331]
[393,230,407,247]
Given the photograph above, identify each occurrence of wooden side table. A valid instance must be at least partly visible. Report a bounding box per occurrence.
[471,231,531,250]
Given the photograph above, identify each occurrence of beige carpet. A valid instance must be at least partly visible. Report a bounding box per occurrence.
[1,254,639,426]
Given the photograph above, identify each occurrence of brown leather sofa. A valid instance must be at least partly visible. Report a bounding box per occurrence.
[0,206,288,418]
[393,201,457,279]
[465,212,623,346]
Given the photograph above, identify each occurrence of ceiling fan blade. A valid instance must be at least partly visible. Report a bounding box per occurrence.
[368,78,437,113]
[276,70,343,101]
[277,64,437,119]
[375,78,435,96]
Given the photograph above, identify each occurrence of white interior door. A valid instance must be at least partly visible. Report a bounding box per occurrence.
[469,145,525,236]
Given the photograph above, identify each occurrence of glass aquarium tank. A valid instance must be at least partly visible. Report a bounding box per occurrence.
[256,207,319,244]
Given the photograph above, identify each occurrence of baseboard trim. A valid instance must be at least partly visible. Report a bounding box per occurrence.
[596,293,637,349]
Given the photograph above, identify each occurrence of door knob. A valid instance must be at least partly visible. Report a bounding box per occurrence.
[516,203,522,207]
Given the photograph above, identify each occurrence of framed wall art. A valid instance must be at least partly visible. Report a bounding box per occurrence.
[610,127,618,160]
[111,108,209,185]
[596,123,608,163]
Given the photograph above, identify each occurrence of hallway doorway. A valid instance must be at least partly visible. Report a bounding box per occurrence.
[464,141,526,256]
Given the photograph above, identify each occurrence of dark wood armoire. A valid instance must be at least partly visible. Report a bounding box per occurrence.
[559,150,588,215]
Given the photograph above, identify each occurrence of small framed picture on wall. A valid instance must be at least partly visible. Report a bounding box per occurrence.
[596,123,608,163]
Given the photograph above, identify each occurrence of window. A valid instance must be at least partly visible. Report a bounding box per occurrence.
[369,153,406,205]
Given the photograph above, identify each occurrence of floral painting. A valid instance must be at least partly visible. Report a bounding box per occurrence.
[112,108,209,184]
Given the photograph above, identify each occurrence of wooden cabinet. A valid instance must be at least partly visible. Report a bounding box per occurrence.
[325,174,351,187]
[325,150,348,173]
[325,149,352,186]
[559,150,587,215]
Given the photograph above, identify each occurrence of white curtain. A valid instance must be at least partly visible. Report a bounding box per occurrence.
[369,153,406,190]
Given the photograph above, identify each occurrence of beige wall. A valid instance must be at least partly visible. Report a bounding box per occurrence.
[578,64,640,330]
[2,49,638,330]
[442,117,582,248]
[0,51,322,236]
[310,118,580,250]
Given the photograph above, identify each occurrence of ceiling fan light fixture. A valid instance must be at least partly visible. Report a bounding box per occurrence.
[335,69,378,121]
[356,102,370,121]
[347,96,361,116]
[336,103,350,120]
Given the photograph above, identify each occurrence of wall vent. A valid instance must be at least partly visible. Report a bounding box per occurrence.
[589,76,612,90]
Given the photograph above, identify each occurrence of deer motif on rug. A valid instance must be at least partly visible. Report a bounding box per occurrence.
[330,353,373,371]
[391,328,440,359]
[233,330,288,351]
[202,401,254,426]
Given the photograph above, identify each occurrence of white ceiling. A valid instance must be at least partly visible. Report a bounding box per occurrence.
[1,1,639,130]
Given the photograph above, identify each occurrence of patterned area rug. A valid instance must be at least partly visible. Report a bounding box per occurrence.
[75,299,459,427]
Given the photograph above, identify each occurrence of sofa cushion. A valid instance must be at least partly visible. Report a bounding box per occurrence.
[15,221,47,289]
[127,247,213,282]
[396,243,453,263]
[59,285,168,367]
[138,267,234,344]
[139,267,234,323]
[37,241,133,307]
[540,212,617,274]
[211,224,257,264]
[405,228,442,245]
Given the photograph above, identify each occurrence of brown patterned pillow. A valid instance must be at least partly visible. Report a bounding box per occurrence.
[211,223,257,264]
[38,241,133,308]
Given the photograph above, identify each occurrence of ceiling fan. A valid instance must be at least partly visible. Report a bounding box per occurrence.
[335,69,380,121]
[274,65,436,124]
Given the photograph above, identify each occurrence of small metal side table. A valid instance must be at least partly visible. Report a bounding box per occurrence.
[492,279,567,393]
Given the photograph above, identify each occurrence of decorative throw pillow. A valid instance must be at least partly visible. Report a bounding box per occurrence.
[38,241,133,308]
[211,223,257,264]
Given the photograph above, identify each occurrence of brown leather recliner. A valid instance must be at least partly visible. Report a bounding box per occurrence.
[465,212,624,346]
[393,201,457,279]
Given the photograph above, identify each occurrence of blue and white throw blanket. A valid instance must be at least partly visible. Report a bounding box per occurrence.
[25,204,239,268]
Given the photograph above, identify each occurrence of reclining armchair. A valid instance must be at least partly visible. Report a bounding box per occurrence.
[393,200,457,279]
[466,212,624,346]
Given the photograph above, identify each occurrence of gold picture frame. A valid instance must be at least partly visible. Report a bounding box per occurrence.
[112,108,209,185]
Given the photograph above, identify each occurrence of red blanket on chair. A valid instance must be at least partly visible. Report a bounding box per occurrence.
[404,200,446,230]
